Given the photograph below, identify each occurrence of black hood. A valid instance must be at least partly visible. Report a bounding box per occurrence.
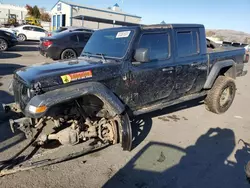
[14,58,122,89]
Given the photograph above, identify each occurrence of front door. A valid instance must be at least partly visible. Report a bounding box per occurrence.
[174,29,208,97]
[128,31,175,108]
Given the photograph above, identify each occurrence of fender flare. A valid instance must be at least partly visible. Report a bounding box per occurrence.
[24,82,125,118]
[204,60,236,89]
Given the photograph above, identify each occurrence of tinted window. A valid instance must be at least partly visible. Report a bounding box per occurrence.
[78,33,92,42]
[23,26,32,31]
[177,31,199,57]
[138,33,169,61]
[70,34,78,42]
[33,27,45,32]
[83,30,134,58]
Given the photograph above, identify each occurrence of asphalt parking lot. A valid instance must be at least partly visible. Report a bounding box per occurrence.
[0,42,250,188]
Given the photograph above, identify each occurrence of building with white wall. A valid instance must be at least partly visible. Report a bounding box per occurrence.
[0,3,27,25]
[51,0,141,30]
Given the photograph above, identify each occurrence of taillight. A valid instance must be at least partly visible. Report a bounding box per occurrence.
[42,40,53,47]
[244,54,249,63]
[48,33,52,37]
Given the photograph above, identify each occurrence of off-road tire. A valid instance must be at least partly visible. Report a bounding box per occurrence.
[204,76,236,114]
[245,161,250,179]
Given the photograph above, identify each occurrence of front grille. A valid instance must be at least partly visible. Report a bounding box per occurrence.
[12,78,28,111]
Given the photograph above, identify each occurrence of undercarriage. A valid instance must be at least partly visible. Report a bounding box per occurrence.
[0,98,131,176]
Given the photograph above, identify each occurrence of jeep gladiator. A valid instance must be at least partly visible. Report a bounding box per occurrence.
[3,24,249,157]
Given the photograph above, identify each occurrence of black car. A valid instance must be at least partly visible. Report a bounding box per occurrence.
[46,26,94,37]
[0,30,18,51]
[39,31,93,60]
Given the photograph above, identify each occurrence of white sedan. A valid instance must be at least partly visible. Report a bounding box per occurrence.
[13,25,47,41]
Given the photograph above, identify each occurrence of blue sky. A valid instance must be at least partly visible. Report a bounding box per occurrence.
[2,0,250,33]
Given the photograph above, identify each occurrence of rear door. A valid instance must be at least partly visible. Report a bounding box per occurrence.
[76,32,92,55]
[174,29,208,97]
[128,30,175,107]
[32,27,46,40]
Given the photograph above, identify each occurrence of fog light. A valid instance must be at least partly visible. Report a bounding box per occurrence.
[29,105,47,113]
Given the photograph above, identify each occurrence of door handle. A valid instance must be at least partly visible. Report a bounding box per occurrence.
[162,67,174,72]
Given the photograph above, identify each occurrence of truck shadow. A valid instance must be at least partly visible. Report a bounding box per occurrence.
[104,128,250,188]
[0,63,25,76]
[131,98,204,150]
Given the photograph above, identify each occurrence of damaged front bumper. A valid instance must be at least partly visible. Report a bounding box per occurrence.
[1,102,33,137]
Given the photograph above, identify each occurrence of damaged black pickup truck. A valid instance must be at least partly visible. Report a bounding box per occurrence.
[2,24,249,173]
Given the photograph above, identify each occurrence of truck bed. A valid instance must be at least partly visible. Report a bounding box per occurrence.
[208,46,246,76]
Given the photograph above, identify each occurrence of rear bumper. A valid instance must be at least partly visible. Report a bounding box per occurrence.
[39,46,61,60]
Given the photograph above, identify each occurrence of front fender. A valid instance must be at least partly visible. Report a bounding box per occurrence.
[204,60,236,89]
[24,82,125,118]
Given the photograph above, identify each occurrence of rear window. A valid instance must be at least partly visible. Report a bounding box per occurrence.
[23,26,32,31]
[176,30,199,57]
[70,34,78,42]
[33,27,45,32]
[78,33,92,42]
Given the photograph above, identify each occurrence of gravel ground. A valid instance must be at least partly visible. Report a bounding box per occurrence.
[0,42,250,188]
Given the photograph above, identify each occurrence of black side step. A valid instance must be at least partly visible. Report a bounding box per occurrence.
[133,92,207,116]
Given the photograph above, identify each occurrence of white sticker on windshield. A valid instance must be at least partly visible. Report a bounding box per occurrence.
[116,31,131,38]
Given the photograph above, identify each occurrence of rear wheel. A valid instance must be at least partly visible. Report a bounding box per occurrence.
[0,38,8,51]
[61,49,77,59]
[205,76,236,114]
[18,34,26,41]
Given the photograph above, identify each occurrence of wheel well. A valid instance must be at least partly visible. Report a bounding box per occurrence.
[46,94,107,118]
[219,65,236,79]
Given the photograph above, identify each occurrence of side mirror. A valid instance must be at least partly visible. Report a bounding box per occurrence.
[133,48,150,63]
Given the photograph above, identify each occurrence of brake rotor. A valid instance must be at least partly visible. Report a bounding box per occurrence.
[108,118,119,144]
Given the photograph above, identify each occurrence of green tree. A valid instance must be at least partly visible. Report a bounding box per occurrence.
[25,4,41,19]
[33,6,41,19]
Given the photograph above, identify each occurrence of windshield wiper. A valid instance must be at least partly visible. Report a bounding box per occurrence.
[95,53,107,63]
[81,51,92,58]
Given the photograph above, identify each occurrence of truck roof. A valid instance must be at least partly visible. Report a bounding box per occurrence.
[99,24,204,32]
[141,24,204,30]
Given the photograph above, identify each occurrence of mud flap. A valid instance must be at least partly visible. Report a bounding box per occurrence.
[120,113,132,151]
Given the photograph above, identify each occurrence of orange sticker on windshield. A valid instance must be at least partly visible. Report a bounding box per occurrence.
[61,70,92,84]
